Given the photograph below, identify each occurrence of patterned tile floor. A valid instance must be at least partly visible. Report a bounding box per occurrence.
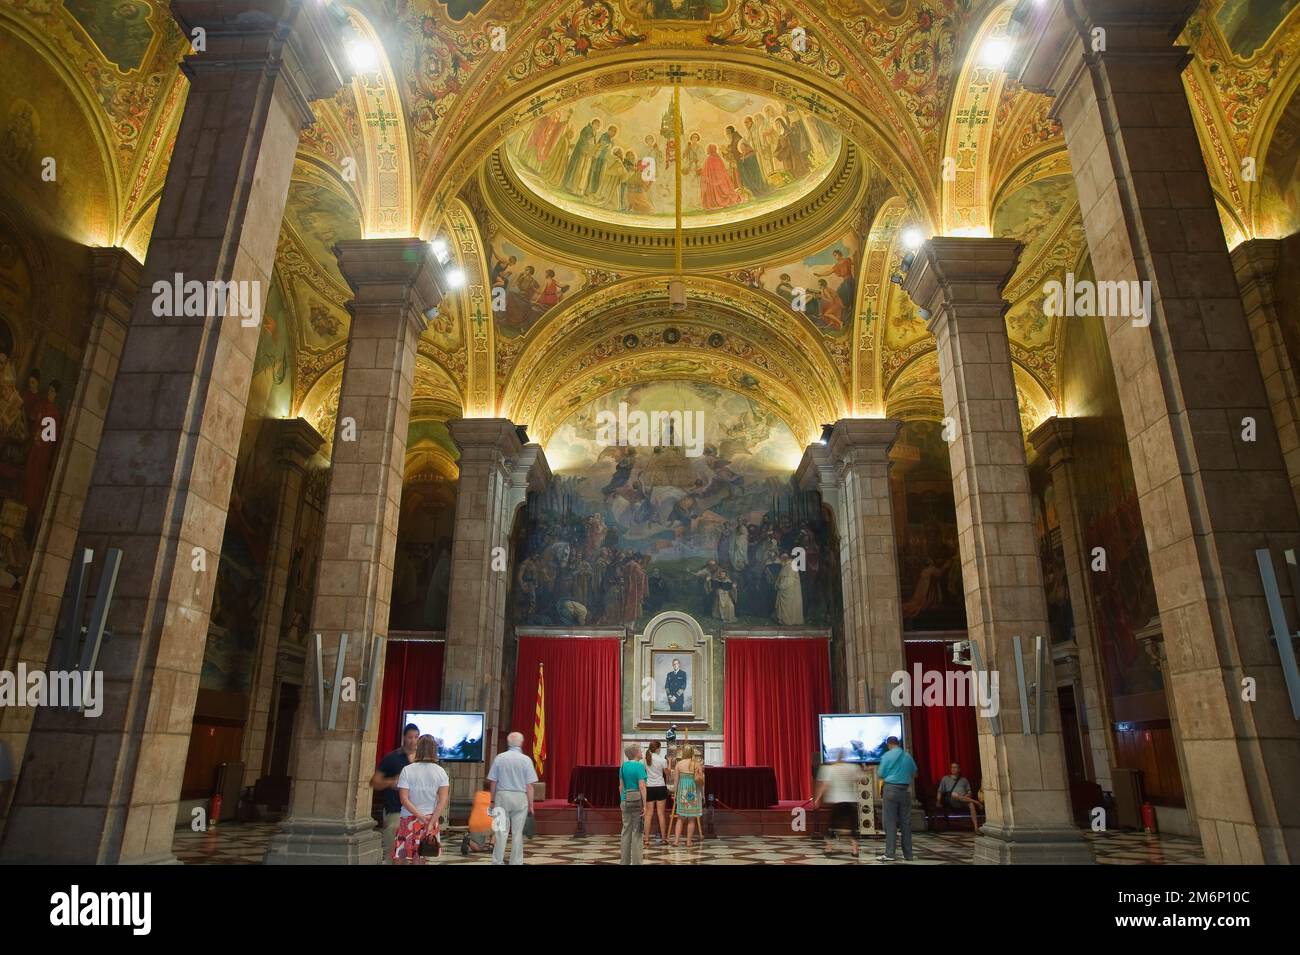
[174,823,1205,865]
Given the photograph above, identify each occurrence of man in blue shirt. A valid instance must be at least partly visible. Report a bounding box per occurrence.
[876,736,917,862]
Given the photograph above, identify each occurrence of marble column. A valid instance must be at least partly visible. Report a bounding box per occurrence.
[265,239,441,865]
[1029,417,1117,791]
[441,420,549,803]
[797,419,906,714]
[239,418,323,788]
[0,249,138,831]
[1017,0,1300,863]
[1232,238,1300,517]
[0,1,348,864]
[904,236,1091,864]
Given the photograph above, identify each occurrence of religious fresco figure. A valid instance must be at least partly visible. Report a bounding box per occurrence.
[562,119,602,194]
[700,143,744,210]
[773,552,804,626]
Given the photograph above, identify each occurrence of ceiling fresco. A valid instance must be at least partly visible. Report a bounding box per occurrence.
[6,0,1300,459]
[503,86,842,229]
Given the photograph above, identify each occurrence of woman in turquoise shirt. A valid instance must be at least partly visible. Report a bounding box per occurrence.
[619,743,648,865]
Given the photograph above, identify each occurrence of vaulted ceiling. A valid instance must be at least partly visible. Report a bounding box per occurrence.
[3,0,1299,474]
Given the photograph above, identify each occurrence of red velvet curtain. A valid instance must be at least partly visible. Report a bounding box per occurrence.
[375,640,444,765]
[904,641,981,796]
[724,638,831,801]
[510,637,621,802]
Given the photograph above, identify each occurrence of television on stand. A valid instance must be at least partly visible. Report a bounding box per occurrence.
[400,710,486,763]
[818,713,904,764]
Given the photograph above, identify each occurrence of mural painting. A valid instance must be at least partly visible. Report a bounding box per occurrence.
[1214,0,1298,58]
[63,0,156,73]
[488,237,586,338]
[516,381,840,630]
[740,230,861,336]
[505,87,841,229]
[390,420,460,632]
[890,419,966,633]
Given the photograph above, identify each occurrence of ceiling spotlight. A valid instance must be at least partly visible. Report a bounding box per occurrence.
[347,39,378,72]
[430,237,450,265]
[901,227,924,251]
[981,36,1012,69]
[446,267,466,289]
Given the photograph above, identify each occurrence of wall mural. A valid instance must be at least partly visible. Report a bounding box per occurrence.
[1260,83,1300,238]
[625,0,730,20]
[504,86,841,229]
[0,222,82,637]
[993,174,1077,271]
[1215,0,1298,59]
[1060,277,1162,698]
[736,229,860,337]
[515,380,840,630]
[390,420,459,632]
[201,282,296,696]
[1031,470,1074,645]
[890,419,966,633]
[488,236,586,338]
[63,0,156,73]
[283,181,361,292]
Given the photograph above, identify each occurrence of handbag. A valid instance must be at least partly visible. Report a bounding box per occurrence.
[417,820,441,857]
[523,812,536,838]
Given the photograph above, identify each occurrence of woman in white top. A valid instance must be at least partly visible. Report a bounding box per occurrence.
[393,735,450,864]
[641,740,671,848]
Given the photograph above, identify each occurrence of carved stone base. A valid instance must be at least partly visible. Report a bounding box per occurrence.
[264,816,384,865]
[973,824,1095,865]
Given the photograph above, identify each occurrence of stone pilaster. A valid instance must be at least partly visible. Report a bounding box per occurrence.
[0,249,138,832]
[904,236,1091,864]
[441,419,549,803]
[239,417,323,788]
[1017,0,1300,864]
[797,419,906,714]
[265,238,441,865]
[0,0,348,865]
[1029,417,1117,791]
[1232,238,1300,517]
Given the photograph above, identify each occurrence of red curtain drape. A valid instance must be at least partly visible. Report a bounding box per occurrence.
[724,638,831,801]
[375,640,444,765]
[510,637,621,802]
[904,641,981,796]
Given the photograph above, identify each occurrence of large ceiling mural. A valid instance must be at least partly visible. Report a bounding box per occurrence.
[503,87,842,229]
[6,0,1300,463]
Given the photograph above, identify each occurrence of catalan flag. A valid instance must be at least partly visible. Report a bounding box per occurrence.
[532,662,546,778]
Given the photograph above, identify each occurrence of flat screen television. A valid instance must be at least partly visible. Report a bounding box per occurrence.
[400,710,486,763]
[819,713,904,764]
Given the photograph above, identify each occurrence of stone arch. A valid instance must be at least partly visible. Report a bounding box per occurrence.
[343,6,416,237]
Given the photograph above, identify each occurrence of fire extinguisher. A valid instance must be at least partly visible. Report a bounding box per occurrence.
[1141,801,1156,834]
[210,793,223,828]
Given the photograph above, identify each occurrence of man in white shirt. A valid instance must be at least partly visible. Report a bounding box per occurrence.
[487,731,538,865]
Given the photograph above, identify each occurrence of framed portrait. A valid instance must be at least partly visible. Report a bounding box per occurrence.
[635,611,713,728]
[651,650,697,716]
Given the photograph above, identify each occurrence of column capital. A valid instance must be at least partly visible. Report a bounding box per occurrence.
[1012,0,1194,103]
[827,417,901,465]
[90,247,143,323]
[270,416,324,471]
[335,238,444,339]
[902,237,1022,333]
[1231,238,1283,300]
[1028,415,1076,470]
[172,0,352,124]
[448,417,525,460]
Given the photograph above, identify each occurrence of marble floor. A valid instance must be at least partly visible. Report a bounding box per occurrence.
[173,823,1205,865]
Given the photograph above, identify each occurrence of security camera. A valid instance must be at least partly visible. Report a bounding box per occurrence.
[952,640,972,666]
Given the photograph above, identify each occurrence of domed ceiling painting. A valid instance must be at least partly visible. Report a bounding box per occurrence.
[503,86,843,230]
